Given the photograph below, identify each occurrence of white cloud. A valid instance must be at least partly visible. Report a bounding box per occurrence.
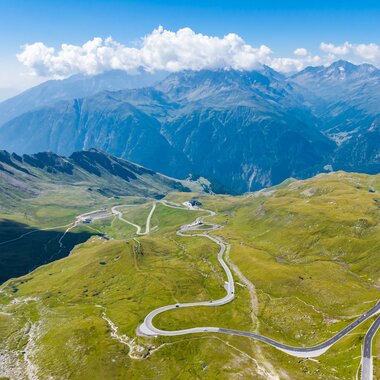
[294,48,308,56]
[320,41,352,55]
[353,43,380,61]
[17,38,142,78]
[270,55,322,73]
[16,27,380,79]
[17,26,272,78]
[320,41,380,64]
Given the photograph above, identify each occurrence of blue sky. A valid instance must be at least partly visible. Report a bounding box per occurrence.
[1,0,380,90]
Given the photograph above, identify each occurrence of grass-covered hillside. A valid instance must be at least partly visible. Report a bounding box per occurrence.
[0,148,191,211]
[161,172,380,378]
[0,149,203,283]
[0,171,379,379]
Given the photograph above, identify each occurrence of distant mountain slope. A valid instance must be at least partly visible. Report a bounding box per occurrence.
[0,69,165,126]
[155,69,332,193]
[291,60,380,98]
[1,61,379,193]
[291,60,380,173]
[0,94,191,179]
[0,68,334,193]
[332,118,380,174]
[290,60,380,134]
[155,67,305,110]
[0,149,190,210]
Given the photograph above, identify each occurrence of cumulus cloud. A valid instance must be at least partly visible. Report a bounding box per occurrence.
[17,27,380,78]
[270,56,321,73]
[320,41,380,64]
[320,41,352,55]
[18,37,141,78]
[354,43,380,61]
[17,26,272,78]
[294,48,308,56]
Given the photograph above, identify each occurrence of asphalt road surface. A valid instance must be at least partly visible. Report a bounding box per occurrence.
[137,200,380,370]
[111,202,156,235]
[3,198,378,375]
[361,315,380,380]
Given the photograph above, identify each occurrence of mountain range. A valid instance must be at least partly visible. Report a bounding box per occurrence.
[0,69,165,126]
[0,148,193,282]
[0,148,189,210]
[0,60,379,193]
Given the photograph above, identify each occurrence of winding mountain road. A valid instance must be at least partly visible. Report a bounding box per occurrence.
[2,198,378,377]
[138,207,235,337]
[361,316,380,380]
[126,200,380,376]
[111,202,156,235]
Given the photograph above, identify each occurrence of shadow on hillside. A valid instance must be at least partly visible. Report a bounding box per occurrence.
[0,219,96,284]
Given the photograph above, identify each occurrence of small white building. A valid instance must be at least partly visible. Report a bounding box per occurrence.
[183,199,203,208]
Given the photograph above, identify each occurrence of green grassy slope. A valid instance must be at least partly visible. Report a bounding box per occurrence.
[0,201,264,379]
[0,149,203,283]
[0,149,193,212]
[158,172,380,379]
[0,171,379,379]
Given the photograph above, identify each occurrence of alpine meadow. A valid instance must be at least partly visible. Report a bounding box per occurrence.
[0,2,379,379]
